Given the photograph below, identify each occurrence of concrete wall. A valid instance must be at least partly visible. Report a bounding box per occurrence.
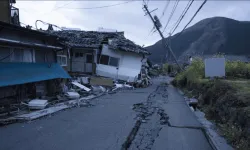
[96,44,143,82]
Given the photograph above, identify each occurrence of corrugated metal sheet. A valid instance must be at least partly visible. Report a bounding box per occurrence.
[0,62,71,87]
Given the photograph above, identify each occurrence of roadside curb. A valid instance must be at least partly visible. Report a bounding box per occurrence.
[176,88,232,150]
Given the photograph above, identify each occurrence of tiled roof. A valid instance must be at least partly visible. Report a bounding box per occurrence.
[49,30,150,55]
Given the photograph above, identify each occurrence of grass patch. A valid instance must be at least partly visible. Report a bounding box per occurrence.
[172,58,250,150]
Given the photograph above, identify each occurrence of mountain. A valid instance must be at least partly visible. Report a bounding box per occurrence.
[146,17,250,63]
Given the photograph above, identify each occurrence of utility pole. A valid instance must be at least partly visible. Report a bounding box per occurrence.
[143,4,183,71]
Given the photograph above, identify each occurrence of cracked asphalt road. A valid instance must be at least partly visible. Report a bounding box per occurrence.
[0,76,213,150]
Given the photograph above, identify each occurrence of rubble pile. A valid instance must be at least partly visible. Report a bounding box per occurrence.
[112,83,134,92]
[135,58,151,88]
[49,30,149,54]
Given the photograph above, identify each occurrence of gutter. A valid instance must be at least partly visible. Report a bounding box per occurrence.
[0,37,63,50]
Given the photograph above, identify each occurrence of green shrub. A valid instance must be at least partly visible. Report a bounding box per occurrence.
[172,58,204,87]
[172,58,250,150]
[226,61,250,79]
[162,63,169,73]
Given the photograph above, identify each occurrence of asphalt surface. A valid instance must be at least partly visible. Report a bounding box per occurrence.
[0,76,213,150]
[152,82,212,150]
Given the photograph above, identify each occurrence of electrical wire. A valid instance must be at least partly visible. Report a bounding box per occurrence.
[162,0,180,33]
[35,20,62,30]
[63,1,134,10]
[141,26,155,46]
[160,0,170,19]
[51,0,75,12]
[20,22,37,30]
[169,0,194,35]
[177,0,207,37]
[40,0,76,16]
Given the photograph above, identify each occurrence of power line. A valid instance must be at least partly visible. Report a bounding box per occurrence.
[62,1,134,10]
[162,0,180,33]
[51,1,75,12]
[160,0,170,19]
[178,0,207,37]
[142,4,183,71]
[148,26,156,36]
[141,26,156,47]
[20,22,36,30]
[40,0,75,16]
[169,0,194,35]
[35,20,62,30]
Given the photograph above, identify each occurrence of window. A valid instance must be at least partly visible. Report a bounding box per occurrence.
[86,54,93,63]
[75,52,84,58]
[57,55,67,66]
[100,55,109,65]
[99,55,119,67]
[75,52,79,58]
[79,53,83,57]
[109,57,119,67]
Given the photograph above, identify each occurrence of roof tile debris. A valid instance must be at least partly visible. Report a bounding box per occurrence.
[49,30,150,55]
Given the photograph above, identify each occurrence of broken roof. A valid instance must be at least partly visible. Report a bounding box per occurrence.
[49,30,150,55]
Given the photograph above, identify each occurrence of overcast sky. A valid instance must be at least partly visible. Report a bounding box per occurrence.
[15,0,250,46]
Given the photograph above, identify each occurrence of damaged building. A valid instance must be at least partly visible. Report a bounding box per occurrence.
[49,30,150,83]
[0,20,70,113]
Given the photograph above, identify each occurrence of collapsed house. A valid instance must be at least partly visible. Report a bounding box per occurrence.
[0,20,70,113]
[49,30,150,83]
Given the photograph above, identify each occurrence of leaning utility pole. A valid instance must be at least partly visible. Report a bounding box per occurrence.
[143,4,183,71]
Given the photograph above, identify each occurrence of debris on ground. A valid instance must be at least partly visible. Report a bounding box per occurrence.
[15,104,68,121]
[71,81,91,92]
[0,70,151,125]
[65,92,80,99]
[134,59,152,88]
[80,77,90,84]
[28,99,48,110]
[91,85,107,94]
[189,98,198,111]
[112,83,134,91]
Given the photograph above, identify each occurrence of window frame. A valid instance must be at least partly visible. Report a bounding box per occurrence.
[86,53,93,63]
[99,54,119,67]
[57,55,67,66]
[109,56,119,67]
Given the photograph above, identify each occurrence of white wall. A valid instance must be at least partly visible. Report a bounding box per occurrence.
[205,58,225,78]
[96,45,143,82]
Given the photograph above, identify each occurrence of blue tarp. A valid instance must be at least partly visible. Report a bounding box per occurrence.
[0,62,71,87]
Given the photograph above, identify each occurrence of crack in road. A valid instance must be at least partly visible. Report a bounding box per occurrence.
[121,84,209,150]
[121,85,169,150]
